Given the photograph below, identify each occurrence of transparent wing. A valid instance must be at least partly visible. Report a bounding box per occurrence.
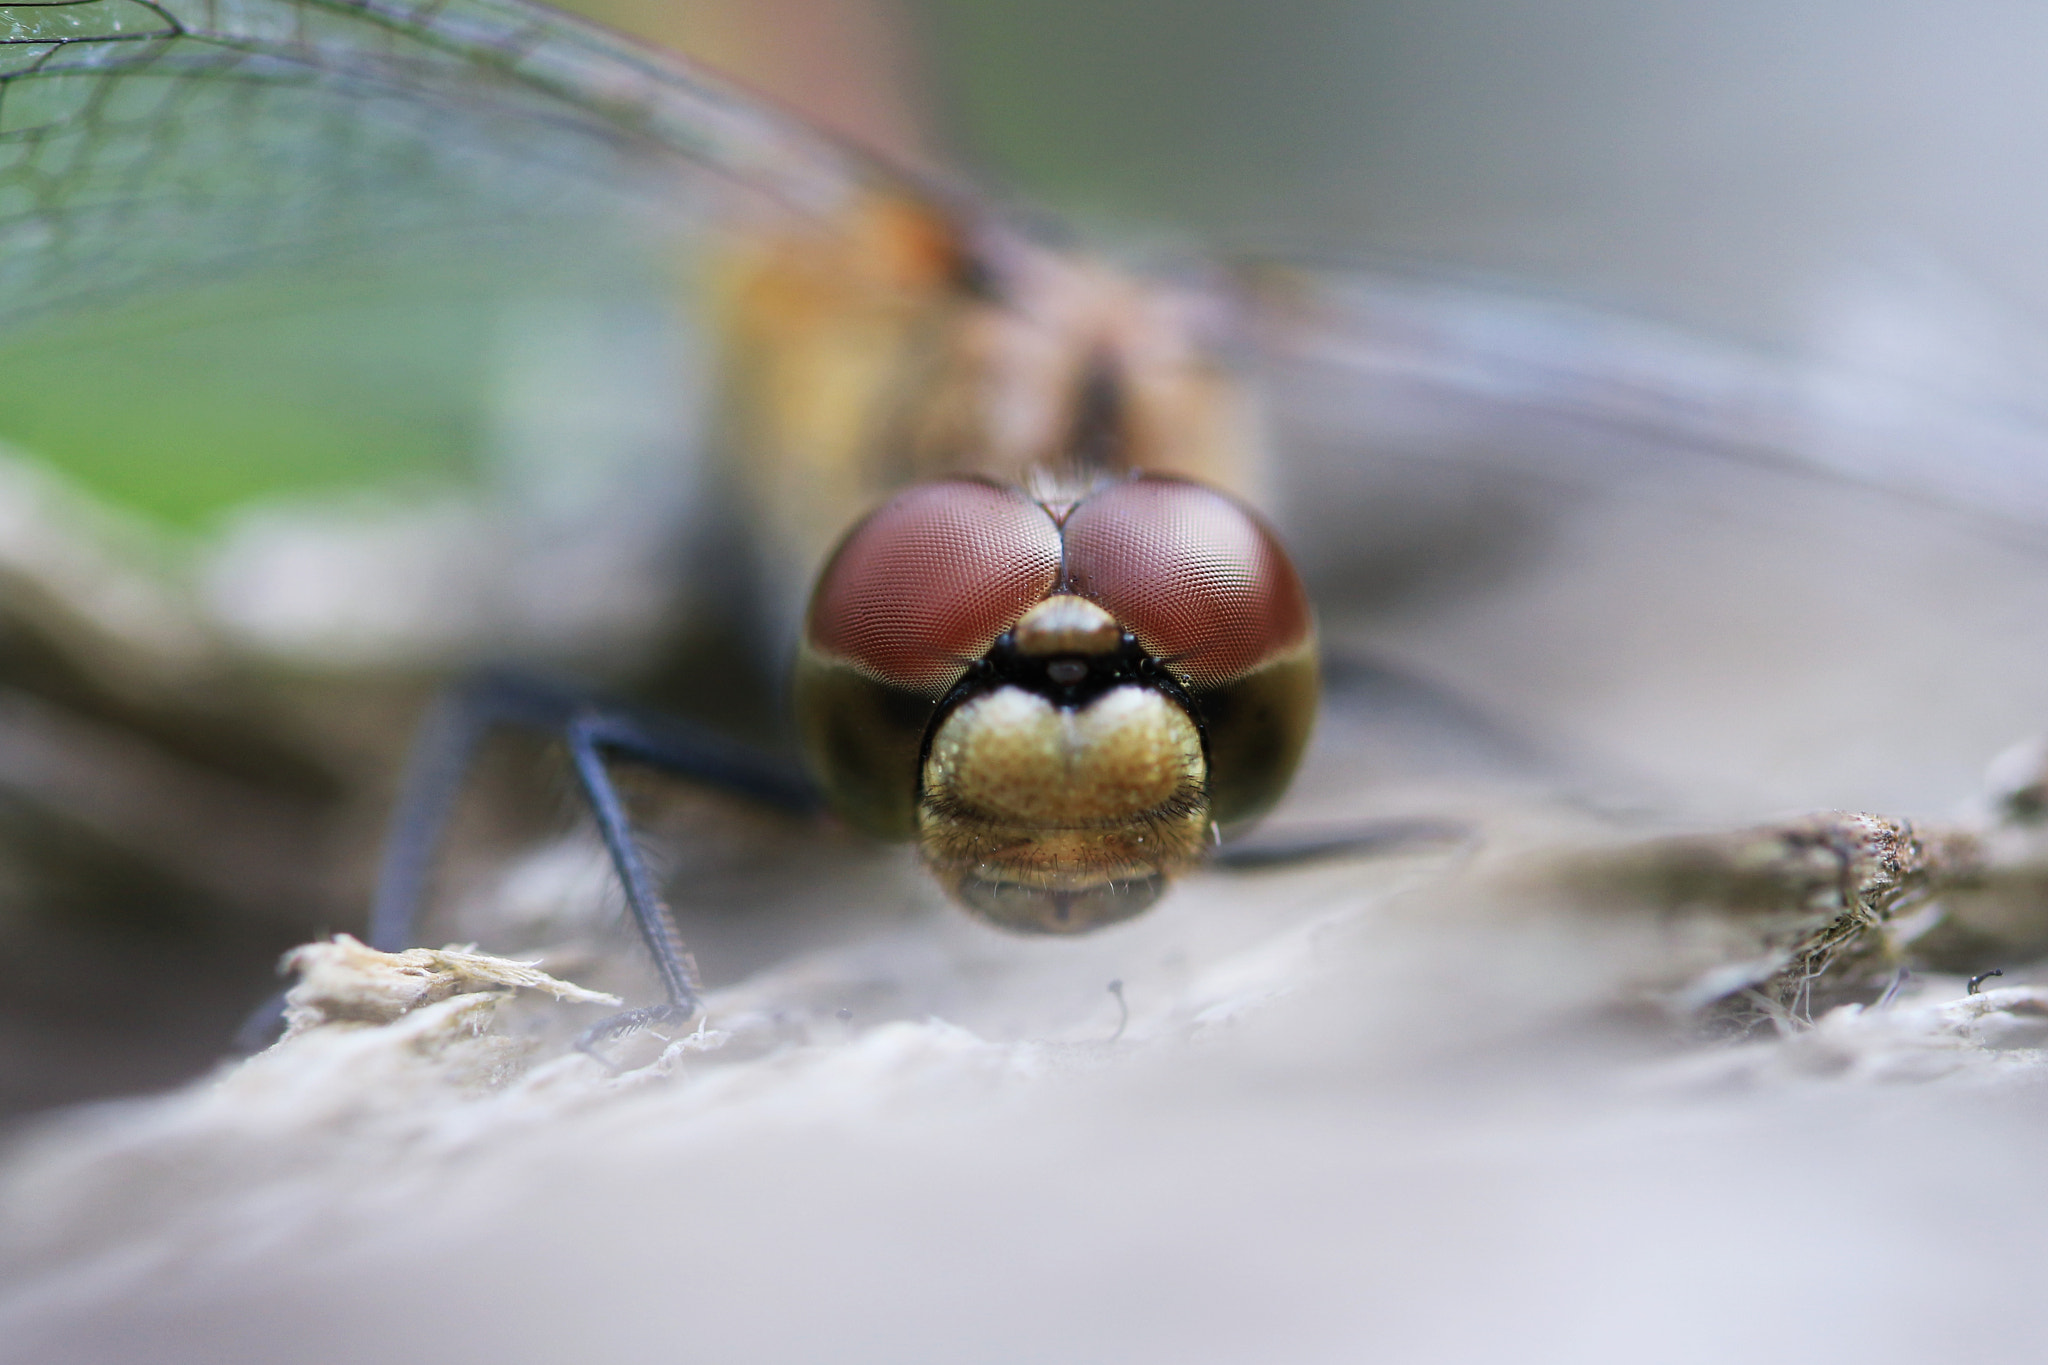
[1252,265,2048,575]
[1246,264,2048,822]
[0,0,891,322]
[0,0,979,678]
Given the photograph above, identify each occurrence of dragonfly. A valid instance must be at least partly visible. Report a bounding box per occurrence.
[9,0,2048,1097]
[0,0,1354,1064]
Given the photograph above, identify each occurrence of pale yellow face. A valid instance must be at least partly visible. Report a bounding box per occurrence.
[917,681,1212,932]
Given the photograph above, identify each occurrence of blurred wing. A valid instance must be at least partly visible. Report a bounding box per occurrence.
[0,0,894,320]
[1244,265,2048,822]
[1249,265,2048,581]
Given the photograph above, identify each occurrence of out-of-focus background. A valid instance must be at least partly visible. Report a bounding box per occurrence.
[740,0,2048,374]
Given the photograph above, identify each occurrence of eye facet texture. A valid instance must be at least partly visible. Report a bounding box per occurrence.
[806,479,1063,696]
[1063,477,1312,688]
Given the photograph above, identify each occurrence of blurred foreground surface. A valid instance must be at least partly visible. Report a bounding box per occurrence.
[3,811,2048,1364]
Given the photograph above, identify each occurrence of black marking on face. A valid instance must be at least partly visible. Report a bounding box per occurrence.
[941,629,1196,716]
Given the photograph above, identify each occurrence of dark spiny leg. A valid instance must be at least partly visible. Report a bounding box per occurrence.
[237,670,819,1053]
[1213,816,1476,871]
[236,676,530,1051]
[369,676,817,956]
[563,706,830,1063]
[562,705,832,1067]
[369,678,532,951]
[565,714,701,1017]
[231,993,294,1054]
[570,707,822,817]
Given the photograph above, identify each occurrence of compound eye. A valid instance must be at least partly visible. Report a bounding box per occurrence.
[806,479,1063,696]
[1062,476,1312,687]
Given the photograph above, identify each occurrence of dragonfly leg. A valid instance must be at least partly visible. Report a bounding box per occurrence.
[563,711,703,1015]
[1212,816,1477,871]
[573,1001,699,1075]
[235,670,819,1050]
[363,674,547,953]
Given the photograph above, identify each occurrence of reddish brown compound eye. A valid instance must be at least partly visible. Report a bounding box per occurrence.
[1063,476,1312,688]
[806,479,1063,697]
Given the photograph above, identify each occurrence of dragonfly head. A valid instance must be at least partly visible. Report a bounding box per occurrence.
[794,475,1318,933]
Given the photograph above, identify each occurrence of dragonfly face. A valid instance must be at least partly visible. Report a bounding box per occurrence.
[796,474,1318,932]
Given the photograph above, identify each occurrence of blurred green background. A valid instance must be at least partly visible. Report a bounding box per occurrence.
[0,276,499,529]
